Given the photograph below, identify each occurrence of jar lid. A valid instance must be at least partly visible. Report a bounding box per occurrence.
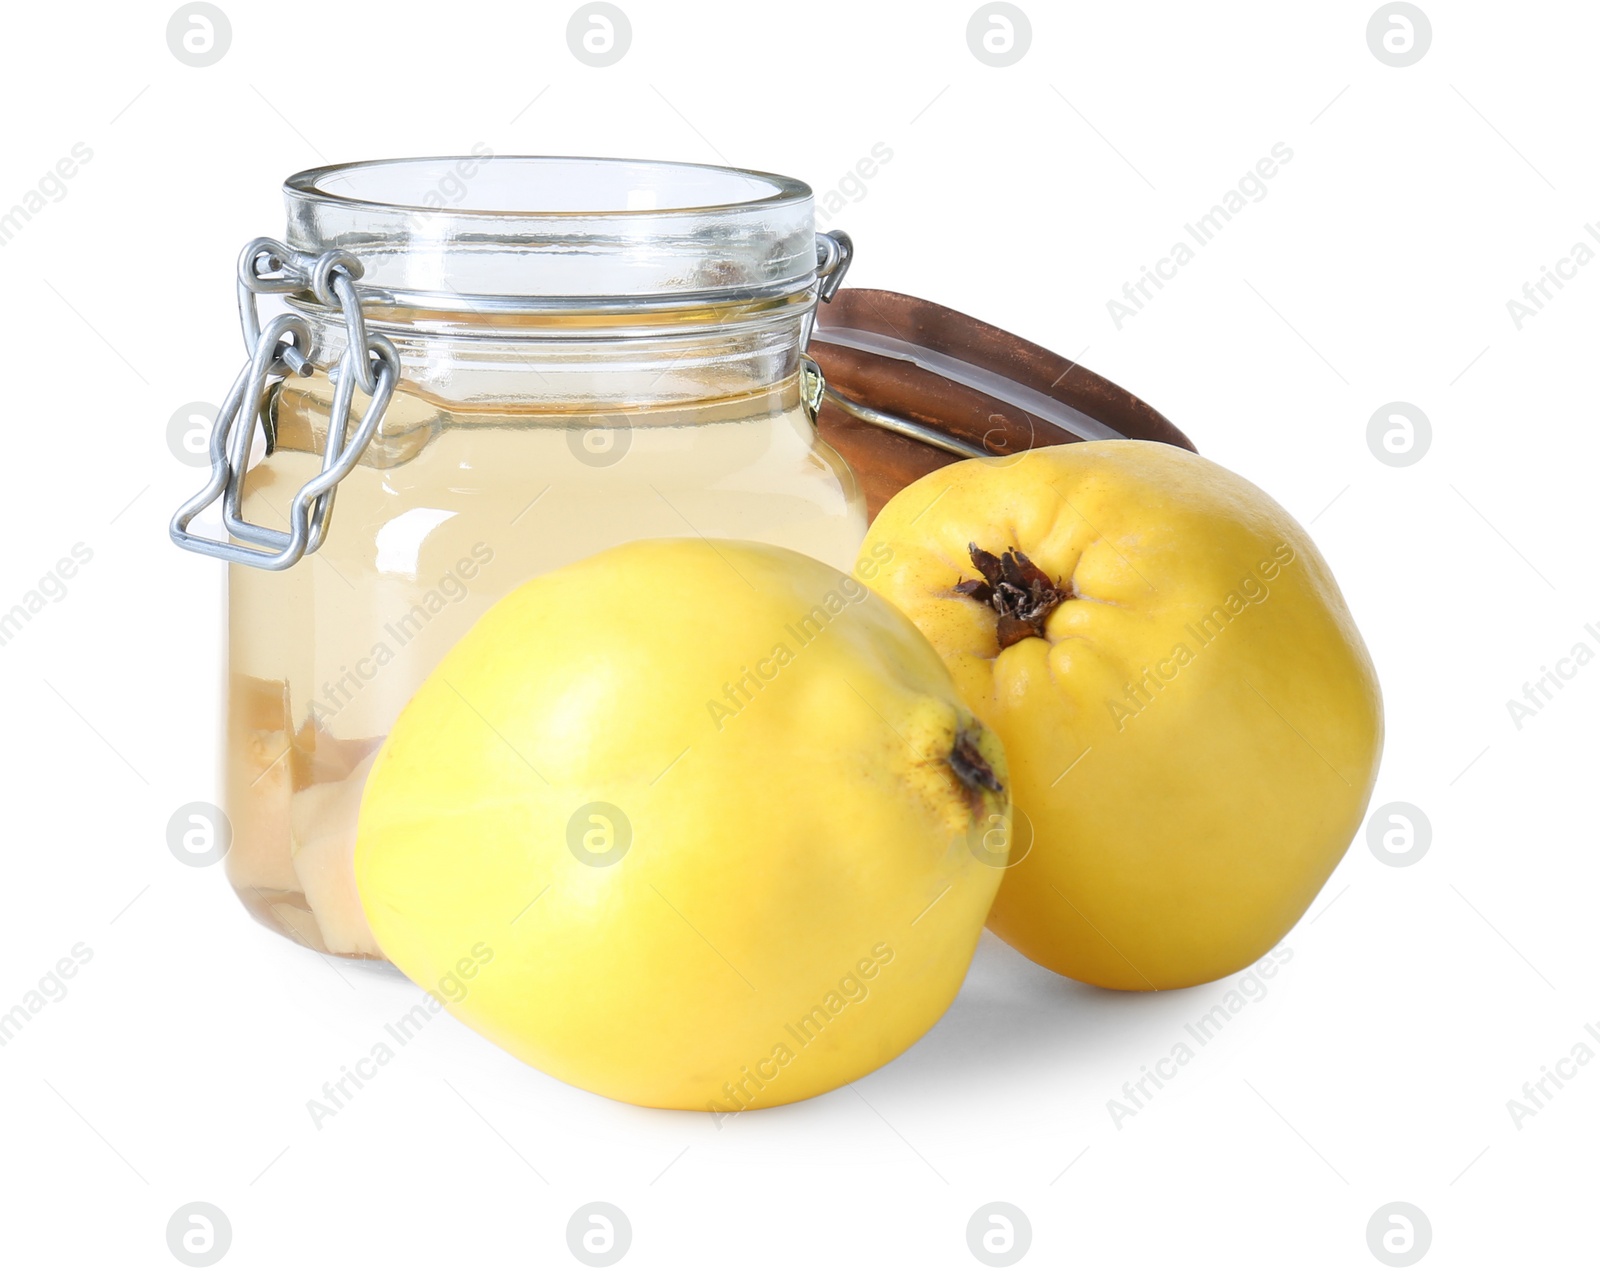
[810,289,1195,515]
[283,156,818,311]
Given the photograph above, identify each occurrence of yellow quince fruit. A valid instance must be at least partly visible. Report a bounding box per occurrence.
[855,441,1382,990]
[354,538,1008,1111]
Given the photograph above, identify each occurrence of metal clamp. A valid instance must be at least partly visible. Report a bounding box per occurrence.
[799,229,853,378]
[170,238,399,571]
[814,230,853,303]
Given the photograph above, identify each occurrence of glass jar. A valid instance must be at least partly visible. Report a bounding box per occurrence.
[172,157,867,958]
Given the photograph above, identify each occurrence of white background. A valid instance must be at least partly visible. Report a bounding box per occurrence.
[0,1,1594,1267]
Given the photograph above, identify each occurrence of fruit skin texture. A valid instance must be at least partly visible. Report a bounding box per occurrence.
[855,441,1383,990]
[354,538,1007,1111]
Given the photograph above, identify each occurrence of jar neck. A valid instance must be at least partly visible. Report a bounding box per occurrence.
[275,157,832,412]
[285,292,813,414]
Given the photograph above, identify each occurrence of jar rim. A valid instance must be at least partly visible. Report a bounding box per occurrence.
[284,155,812,220]
[282,154,821,305]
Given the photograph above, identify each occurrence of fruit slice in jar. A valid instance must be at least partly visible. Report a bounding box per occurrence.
[224,675,299,897]
[225,672,387,955]
[290,750,384,958]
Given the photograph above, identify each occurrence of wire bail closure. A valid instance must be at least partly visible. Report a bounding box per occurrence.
[171,231,852,571]
[170,238,401,570]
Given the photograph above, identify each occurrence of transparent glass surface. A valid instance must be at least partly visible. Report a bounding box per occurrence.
[284,155,817,306]
[224,159,866,957]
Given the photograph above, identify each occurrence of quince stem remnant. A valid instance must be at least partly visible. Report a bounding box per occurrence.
[955,544,1071,650]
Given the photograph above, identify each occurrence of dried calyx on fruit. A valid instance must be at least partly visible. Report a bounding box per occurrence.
[945,723,1004,820]
[949,723,1003,787]
[955,544,1071,649]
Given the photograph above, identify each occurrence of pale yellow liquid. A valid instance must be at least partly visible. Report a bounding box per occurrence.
[226,372,866,956]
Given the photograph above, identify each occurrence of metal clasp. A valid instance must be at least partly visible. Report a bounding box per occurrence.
[169,238,399,571]
[814,230,853,303]
[799,230,853,417]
